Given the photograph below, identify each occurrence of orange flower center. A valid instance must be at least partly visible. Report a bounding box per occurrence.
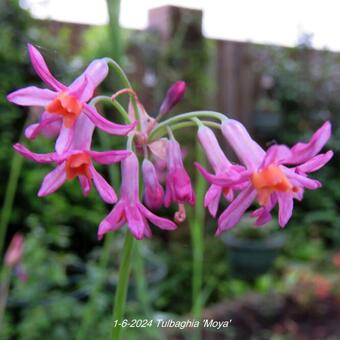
[46,92,82,128]
[65,152,92,180]
[251,165,295,206]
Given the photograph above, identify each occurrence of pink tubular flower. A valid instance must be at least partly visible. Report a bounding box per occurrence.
[7,44,136,153]
[13,115,130,204]
[5,233,24,267]
[164,136,195,207]
[195,125,246,217]
[142,159,164,211]
[210,119,333,234]
[159,81,186,116]
[98,153,177,240]
[5,233,28,282]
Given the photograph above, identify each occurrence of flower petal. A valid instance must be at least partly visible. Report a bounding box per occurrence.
[296,150,333,173]
[125,205,146,240]
[69,59,108,102]
[195,162,245,187]
[38,163,67,196]
[90,166,117,204]
[25,115,61,140]
[27,44,66,91]
[148,139,168,160]
[137,203,177,230]
[287,121,332,164]
[83,104,137,135]
[143,219,153,238]
[7,87,56,106]
[68,75,95,103]
[198,126,232,172]
[204,185,222,217]
[221,119,265,170]
[284,168,321,190]
[70,114,95,150]
[89,150,131,164]
[217,185,257,235]
[55,126,74,154]
[262,145,292,167]
[251,207,273,226]
[277,192,294,227]
[97,201,126,240]
[13,143,56,163]
[79,175,92,196]
[83,58,109,86]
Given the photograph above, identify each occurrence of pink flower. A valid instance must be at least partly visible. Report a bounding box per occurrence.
[142,159,164,211]
[7,44,136,153]
[159,81,186,116]
[14,115,130,203]
[164,136,195,207]
[209,119,333,234]
[195,125,247,217]
[4,233,28,282]
[98,153,177,240]
[5,233,24,267]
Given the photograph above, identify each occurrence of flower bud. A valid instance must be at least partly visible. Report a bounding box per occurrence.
[5,233,24,267]
[159,81,186,116]
[142,159,164,211]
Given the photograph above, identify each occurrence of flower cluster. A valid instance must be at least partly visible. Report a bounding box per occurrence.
[196,119,333,234]
[8,45,333,240]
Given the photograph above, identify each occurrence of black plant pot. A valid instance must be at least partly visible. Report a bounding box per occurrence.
[222,233,285,280]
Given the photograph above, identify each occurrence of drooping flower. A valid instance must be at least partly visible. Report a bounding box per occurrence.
[98,153,177,240]
[5,233,27,282]
[201,119,333,234]
[14,115,130,203]
[200,119,333,235]
[5,233,24,267]
[7,44,136,153]
[159,81,186,117]
[164,135,195,207]
[142,159,164,211]
[195,125,246,217]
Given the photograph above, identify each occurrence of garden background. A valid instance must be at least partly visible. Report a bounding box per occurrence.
[1,0,340,339]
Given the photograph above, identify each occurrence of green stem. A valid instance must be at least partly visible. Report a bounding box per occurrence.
[150,120,220,141]
[106,0,122,64]
[149,111,225,141]
[133,243,151,315]
[0,266,11,334]
[76,233,113,340]
[103,58,132,89]
[103,59,141,130]
[190,137,207,337]
[112,232,135,340]
[0,114,30,260]
[90,96,130,124]
[0,152,23,259]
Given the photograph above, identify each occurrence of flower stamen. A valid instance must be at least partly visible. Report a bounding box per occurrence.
[65,152,92,180]
[251,165,292,205]
[46,92,83,128]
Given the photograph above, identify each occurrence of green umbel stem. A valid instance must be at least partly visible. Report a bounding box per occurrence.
[190,140,207,340]
[0,115,31,260]
[106,0,122,64]
[148,111,226,142]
